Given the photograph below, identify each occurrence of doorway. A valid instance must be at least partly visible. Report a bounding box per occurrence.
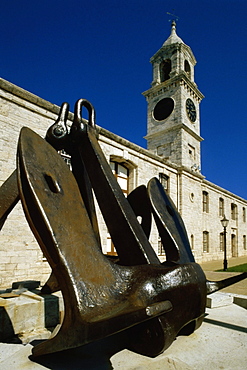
[231,234,238,257]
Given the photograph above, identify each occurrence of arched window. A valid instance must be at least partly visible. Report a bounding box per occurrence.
[184,60,191,78]
[231,203,237,220]
[160,59,171,82]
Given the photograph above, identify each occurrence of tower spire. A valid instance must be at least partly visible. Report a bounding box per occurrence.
[163,19,184,46]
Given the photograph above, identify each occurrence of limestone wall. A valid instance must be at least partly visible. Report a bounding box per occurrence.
[0,79,60,288]
[181,172,247,263]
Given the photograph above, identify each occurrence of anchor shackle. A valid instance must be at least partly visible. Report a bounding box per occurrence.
[71,98,96,134]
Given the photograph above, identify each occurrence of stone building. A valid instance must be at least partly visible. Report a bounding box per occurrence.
[0,23,246,288]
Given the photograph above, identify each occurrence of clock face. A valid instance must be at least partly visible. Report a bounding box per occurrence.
[153,98,174,121]
[186,98,196,122]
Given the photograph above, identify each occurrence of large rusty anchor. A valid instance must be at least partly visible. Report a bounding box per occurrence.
[1,99,246,358]
[17,126,206,357]
[42,99,206,356]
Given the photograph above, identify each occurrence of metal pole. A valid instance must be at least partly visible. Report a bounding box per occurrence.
[223,226,228,271]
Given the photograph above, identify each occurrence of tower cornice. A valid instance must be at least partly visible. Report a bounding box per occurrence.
[150,42,196,66]
[145,123,203,143]
[142,72,204,101]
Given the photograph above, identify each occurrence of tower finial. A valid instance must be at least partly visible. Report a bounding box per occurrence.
[163,13,183,46]
[171,20,176,34]
[166,12,179,37]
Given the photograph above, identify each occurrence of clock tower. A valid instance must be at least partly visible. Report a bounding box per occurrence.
[143,21,204,171]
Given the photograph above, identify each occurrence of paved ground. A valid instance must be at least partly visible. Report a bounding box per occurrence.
[199,255,247,271]
[199,256,247,295]
[0,256,246,369]
[0,301,246,369]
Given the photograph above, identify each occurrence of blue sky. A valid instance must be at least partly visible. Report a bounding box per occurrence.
[1,0,246,199]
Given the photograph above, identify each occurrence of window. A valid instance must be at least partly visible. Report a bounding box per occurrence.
[243,207,246,222]
[107,161,129,256]
[243,235,246,250]
[158,237,166,255]
[231,203,237,220]
[59,149,72,169]
[231,234,237,257]
[202,191,209,213]
[159,173,169,193]
[188,144,195,160]
[160,59,171,82]
[110,161,129,196]
[106,233,117,256]
[203,231,209,252]
[219,198,224,217]
[190,235,194,250]
[219,232,224,252]
[184,60,191,79]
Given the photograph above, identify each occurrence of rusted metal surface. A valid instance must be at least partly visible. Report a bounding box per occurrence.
[67,99,159,266]
[17,127,207,357]
[1,99,246,359]
[61,100,206,356]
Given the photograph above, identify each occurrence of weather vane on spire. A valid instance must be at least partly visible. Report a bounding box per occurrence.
[167,11,179,23]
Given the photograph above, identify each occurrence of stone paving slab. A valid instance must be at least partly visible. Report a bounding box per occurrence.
[204,271,247,295]
[206,291,233,308]
[0,298,246,370]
